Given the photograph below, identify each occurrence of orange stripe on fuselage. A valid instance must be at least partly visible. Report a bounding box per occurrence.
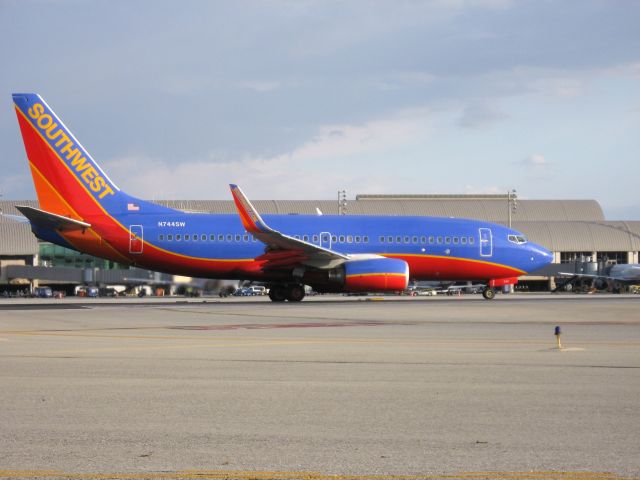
[385,253,524,280]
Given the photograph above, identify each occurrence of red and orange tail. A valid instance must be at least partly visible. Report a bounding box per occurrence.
[13,93,123,222]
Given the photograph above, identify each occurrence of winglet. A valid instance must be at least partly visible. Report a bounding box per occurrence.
[229,184,271,234]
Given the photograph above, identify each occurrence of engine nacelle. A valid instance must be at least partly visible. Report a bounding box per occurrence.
[342,258,409,292]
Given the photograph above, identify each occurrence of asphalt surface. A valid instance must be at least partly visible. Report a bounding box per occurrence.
[0,294,638,480]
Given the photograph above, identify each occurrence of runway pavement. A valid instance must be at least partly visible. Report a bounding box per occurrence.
[0,294,638,479]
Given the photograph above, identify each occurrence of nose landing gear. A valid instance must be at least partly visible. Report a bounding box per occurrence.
[482,287,496,300]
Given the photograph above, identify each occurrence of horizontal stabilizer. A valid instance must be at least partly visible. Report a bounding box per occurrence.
[15,205,91,232]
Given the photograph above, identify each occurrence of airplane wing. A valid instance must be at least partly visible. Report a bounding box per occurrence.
[15,205,91,232]
[229,184,348,269]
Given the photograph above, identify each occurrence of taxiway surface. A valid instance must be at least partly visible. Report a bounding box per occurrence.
[0,295,638,479]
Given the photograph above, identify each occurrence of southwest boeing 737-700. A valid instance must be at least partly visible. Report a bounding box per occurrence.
[11,93,552,301]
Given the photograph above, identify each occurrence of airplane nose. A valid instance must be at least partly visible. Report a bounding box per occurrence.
[530,244,553,270]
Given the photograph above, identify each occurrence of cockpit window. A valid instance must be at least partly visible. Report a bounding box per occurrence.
[508,234,528,244]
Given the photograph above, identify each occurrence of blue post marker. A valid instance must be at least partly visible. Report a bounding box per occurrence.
[554,326,562,349]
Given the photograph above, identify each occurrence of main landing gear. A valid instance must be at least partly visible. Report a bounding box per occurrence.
[268,284,306,302]
[482,287,496,300]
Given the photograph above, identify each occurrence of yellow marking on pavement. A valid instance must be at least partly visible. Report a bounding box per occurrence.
[0,470,635,479]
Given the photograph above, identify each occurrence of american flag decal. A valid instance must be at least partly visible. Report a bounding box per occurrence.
[127,203,140,211]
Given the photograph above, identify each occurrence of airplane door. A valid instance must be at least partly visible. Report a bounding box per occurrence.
[129,225,144,254]
[320,232,332,249]
[479,228,492,257]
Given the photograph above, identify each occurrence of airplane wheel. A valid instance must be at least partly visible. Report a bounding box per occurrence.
[482,288,496,300]
[268,286,287,302]
[286,284,305,302]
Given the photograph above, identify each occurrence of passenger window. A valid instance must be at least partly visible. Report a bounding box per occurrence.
[159,234,164,241]
[387,236,393,243]
[404,236,410,243]
[355,236,361,243]
[185,234,190,241]
[313,235,319,243]
[176,234,182,241]
[201,234,207,241]
[363,236,369,243]
[453,237,459,244]
[294,235,300,240]
[461,237,467,245]
[243,234,249,242]
[218,234,224,241]
[226,234,232,242]
[339,235,345,243]
[420,236,426,244]
[303,235,309,242]
[235,234,241,242]
[429,236,434,244]
[445,237,451,244]
[332,235,337,242]
[347,235,353,243]
[380,236,385,243]
[469,236,475,244]
[396,236,402,243]
[412,236,418,243]
[167,234,173,241]
[210,234,215,241]
[437,236,443,244]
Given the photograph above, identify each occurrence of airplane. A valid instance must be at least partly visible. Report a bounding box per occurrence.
[11,93,553,301]
[554,264,640,293]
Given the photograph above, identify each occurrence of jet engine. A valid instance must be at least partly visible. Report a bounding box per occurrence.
[321,257,409,292]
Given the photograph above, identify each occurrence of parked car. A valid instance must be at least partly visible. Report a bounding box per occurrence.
[33,287,53,298]
[233,287,253,296]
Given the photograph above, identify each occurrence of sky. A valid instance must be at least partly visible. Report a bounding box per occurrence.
[0,0,639,219]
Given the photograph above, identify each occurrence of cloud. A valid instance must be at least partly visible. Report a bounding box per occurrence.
[239,80,282,92]
[521,154,549,168]
[103,108,431,199]
[463,185,503,195]
[456,103,509,128]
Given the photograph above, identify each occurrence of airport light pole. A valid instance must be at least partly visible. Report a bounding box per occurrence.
[338,190,347,215]
[507,189,517,228]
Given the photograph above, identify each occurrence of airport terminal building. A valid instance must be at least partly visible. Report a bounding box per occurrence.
[1,195,639,293]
